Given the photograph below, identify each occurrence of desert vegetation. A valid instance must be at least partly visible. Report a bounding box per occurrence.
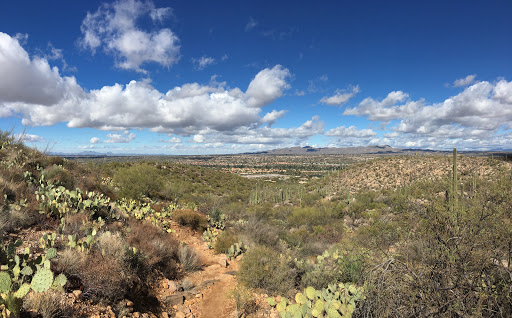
[1,129,511,317]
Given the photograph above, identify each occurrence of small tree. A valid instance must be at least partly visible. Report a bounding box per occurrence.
[114,164,163,199]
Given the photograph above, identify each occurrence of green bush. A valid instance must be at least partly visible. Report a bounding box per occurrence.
[43,165,75,189]
[113,164,163,199]
[238,245,295,295]
[214,230,239,254]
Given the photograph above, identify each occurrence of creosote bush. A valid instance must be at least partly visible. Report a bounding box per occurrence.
[173,209,207,232]
[42,164,75,189]
[214,230,239,254]
[114,164,163,199]
[238,245,295,295]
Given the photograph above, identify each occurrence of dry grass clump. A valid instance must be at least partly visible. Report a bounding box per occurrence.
[57,237,135,302]
[60,211,91,236]
[178,245,202,272]
[95,231,128,261]
[126,220,180,279]
[23,290,71,318]
[80,251,134,301]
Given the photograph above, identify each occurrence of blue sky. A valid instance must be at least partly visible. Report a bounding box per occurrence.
[1,0,511,154]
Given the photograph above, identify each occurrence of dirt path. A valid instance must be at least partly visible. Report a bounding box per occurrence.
[163,222,239,318]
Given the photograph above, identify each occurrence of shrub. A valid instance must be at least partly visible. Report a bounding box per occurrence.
[80,251,133,301]
[174,209,207,232]
[214,230,239,254]
[60,212,91,236]
[42,165,75,189]
[126,220,179,279]
[238,245,295,295]
[114,164,163,199]
[56,247,133,301]
[230,284,258,318]
[239,218,280,248]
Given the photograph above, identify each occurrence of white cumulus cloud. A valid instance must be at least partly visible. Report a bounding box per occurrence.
[0,32,84,106]
[343,79,512,150]
[13,133,44,143]
[320,85,360,106]
[90,137,100,144]
[453,74,476,87]
[261,110,287,127]
[246,65,291,107]
[104,132,136,143]
[325,126,376,137]
[79,0,180,72]
[344,91,423,122]
[0,33,294,141]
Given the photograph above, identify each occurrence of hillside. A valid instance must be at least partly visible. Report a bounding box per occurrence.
[1,130,512,317]
[329,154,512,193]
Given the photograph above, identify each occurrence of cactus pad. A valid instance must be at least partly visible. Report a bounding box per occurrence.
[53,273,67,287]
[326,308,342,318]
[45,247,57,260]
[295,292,307,305]
[31,268,54,292]
[0,271,12,293]
[21,266,33,276]
[14,283,31,299]
[305,286,316,300]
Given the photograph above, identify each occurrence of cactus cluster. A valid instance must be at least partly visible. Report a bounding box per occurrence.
[202,227,220,249]
[36,178,111,218]
[39,232,57,249]
[268,283,364,318]
[66,229,97,253]
[206,212,226,230]
[115,198,178,232]
[226,242,247,260]
[0,240,67,317]
[249,183,306,206]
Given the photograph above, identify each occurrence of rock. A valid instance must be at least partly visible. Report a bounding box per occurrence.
[132,313,141,318]
[72,289,82,299]
[160,313,169,318]
[218,255,229,267]
[165,294,185,306]
[180,278,194,291]
[175,312,186,318]
[176,305,190,314]
[206,264,222,271]
[182,289,199,301]
[126,299,134,307]
[200,279,217,288]
[168,280,178,293]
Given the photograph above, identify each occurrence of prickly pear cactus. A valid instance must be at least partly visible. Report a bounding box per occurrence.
[52,273,67,291]
[13,283,31,299]
[268,284,364,317]
[0,271,12,293]
[30,268,54,292]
